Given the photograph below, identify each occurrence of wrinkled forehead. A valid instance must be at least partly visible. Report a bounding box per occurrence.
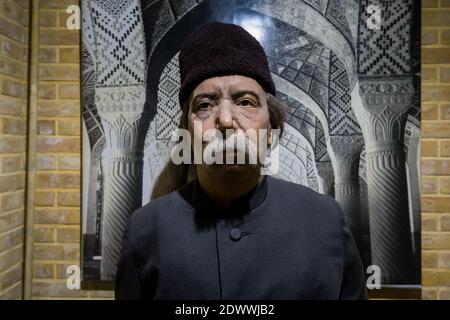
[191,75,266,98]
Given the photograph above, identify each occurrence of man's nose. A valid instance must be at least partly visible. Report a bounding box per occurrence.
[216,100,234,129]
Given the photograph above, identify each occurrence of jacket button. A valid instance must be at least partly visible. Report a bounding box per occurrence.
[230,228,241,241]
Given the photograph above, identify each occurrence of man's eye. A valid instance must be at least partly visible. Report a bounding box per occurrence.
[237,99,257,107]
[196,102,213,110]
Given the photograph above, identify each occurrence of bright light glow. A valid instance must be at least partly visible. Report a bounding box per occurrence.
[240,18,264,41]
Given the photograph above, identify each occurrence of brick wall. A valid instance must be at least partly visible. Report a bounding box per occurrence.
[421,0,450,300]
[0,0,29,299]
[31,0,112,299]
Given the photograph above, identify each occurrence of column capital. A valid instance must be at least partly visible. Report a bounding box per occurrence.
[359,76,415,114]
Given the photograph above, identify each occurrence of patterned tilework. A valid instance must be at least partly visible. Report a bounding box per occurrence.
[358,0,412,75]
[328,53,361,135]
[155,53,182,139]
[260,16,331,113]
[277,92,316,148]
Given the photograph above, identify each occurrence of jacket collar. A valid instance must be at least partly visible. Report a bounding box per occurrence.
[191,175,268,218]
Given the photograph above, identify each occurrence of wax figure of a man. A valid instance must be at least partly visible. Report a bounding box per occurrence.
[115,22,368,300]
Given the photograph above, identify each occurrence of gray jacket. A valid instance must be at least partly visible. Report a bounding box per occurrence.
[115,175,368,300]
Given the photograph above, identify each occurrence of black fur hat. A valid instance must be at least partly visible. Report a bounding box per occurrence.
[178,22,275,107]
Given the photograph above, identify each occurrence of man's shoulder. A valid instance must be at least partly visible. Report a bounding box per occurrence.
[266,176,342,221]
[267,175,334,204]
[128,183,194,232]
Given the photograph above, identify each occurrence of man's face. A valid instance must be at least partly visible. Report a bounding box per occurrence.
[187,75,271,174]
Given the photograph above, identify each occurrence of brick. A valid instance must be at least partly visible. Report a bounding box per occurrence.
[59,48,80,64]
[0,245,22,272]
[35,191,55,207]
[441,67,450,83]
[2,79,27,98]
[35,209,79,225]
[422,288,438,300]
[422,104,439,120]
[33,263,54,279]
[36,154,56,170]
[423,0,439,6]
[422,29,438,45]
[422,159,450,175]
[58,119,80,135]
[0,245,23,272]
[88,290,115,299]
[0,226,23,252]
[38,83,57,99]
[39,65,80,81]
[57,191,80,207]
[423,214,438,231]
[36,172,80,189]
[0,96,26,117]
[1,191,24,212]
[440,104,450,120]
[422,122,450,138]
[2,117,27,134]
[1,155,25,173]
[0,210,23,233]
[57,227,80,243]
[39,47,57,63]
[0,173,25,193]
[38,101,79,117]
[0,136,26,153]
[422,177,439,194]
[37,119,55,135]
[0,57,28,79]
[422,140,438,156]
[34,226,55,243]
[40,29,79,46]
[40,0,81,9]
[58,155,80,170]
[422,66,438,83]
[2,0,26,26]
[422,48,450,64]
[1,36,28,62]
[0,281,22,299]
[442,0,450,7]
[441,215,450,231]
[441,140,450,157]
[2,78,27,98]
[423,11,450,27]
[423,232,450,249]
[39,10,58,27]
[33,244,79,260]
[0,16,26,43]
[442,29,450,45]
[438,252,450,269]
[422,196,450,212]
[441,177,450,193]
[423,270,450,286]
[56,263,79,279]
[422,85,450,101]
[32,281,87,298]
[37,137,80,153]
[58,83,79,99]
[423,251,438,269]
[439,289,450,300]
[0,263,23,290]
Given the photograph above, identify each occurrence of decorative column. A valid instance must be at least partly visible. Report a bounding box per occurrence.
[359,77,415,284]
[330,136,363,247]
[82,0,149,281]
[316,162,334,195]
[96,87,149,280]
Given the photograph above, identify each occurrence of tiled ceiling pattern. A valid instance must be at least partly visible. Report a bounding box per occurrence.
[277,91,316,149]
[261,17,331,114]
